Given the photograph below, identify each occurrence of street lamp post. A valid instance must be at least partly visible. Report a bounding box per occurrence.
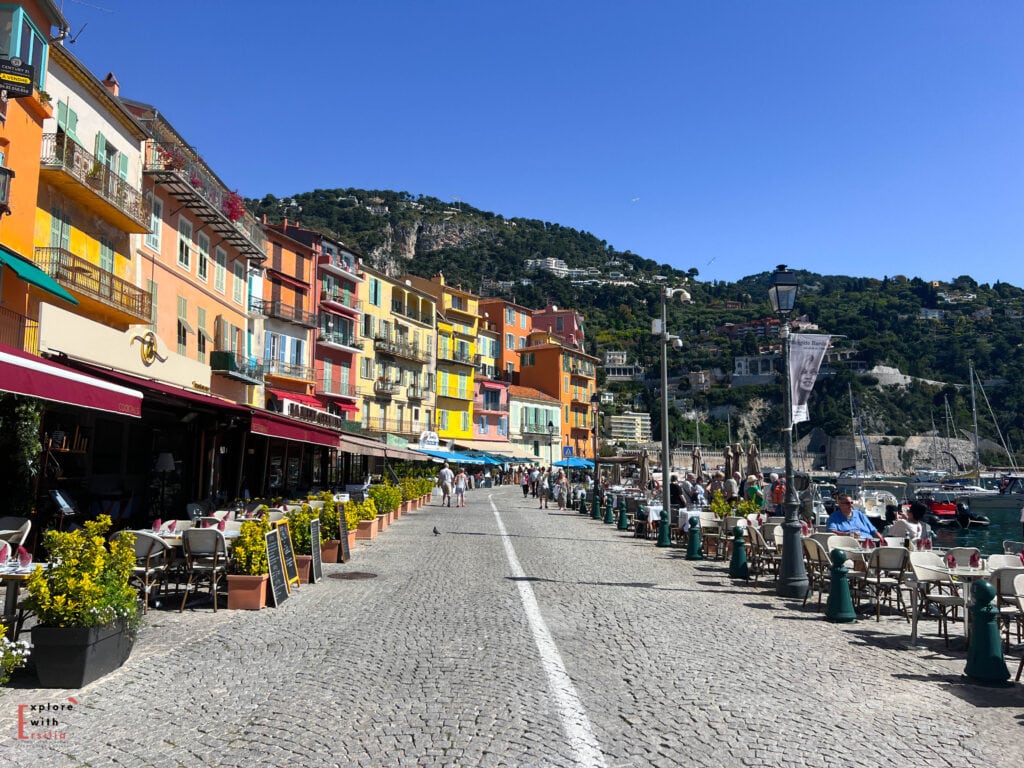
[547,421,555,467]
[590,392,600,486]
[657,287,681,547]
[768,265,809,599]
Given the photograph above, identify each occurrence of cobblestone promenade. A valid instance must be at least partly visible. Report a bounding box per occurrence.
[1,485,1022,767]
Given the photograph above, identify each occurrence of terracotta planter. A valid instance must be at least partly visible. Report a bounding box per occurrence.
[401,500,411,514]
[321,539,341,563]
[345,530,357,555]
[31,620,135,688]
[377,513,388,531]
[356,518,378,539]
[227,574,268,610]
[296,554,313,584]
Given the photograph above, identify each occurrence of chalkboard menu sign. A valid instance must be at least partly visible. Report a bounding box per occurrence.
[339,508,351,563]
[275,520,300,588]
[310,517,323,583]
[265,528,289,607]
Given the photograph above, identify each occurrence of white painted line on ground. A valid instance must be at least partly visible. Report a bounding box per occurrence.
[489,495,607,768]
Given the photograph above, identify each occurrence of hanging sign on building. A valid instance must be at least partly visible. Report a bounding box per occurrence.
[0,58,34,99]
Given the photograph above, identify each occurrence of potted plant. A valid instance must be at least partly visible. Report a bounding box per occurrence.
[0,623,29,684]
[317,495,342,563]
[285,504,316,583]
[368,483,401,529]
[25,515,139,688]
[222,190,246,222]
[352,498,380,540]
[227,518,270,610]
[343,500,361,553]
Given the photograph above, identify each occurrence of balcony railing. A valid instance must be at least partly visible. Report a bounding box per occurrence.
[372,379,401,396]
[321,290,360,312]
[250,298,317,328]
[263,359,314,381]
[391,300,430,325]
[373,336,431,363]
[522,425,558,438]
[438,348,473,365]
[40,134,149,231]
[34,247,152,322]
[478,402,509,413]
[143,140,265,259]
[319,252,361,279]
[318,329,363,352]
[318,378,357,399]
[361,419,426,436]
[0,305,38,353]
[210,350,264,384]
[407,384,428,400]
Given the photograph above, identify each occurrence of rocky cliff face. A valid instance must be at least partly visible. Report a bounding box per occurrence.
[368,218,497,274]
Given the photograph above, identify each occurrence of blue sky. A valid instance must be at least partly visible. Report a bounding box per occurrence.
[63,1,1024,287]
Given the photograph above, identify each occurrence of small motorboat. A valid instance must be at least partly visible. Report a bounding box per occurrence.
[916,489,990,529]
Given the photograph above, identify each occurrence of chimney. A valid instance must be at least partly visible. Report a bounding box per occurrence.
[102,72,120,97]
[435,272,445,286]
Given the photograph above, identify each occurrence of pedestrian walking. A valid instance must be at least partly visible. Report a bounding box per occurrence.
[437,462,454,507]
[454,467,468,508]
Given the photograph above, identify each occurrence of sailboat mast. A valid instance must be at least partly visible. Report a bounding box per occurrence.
[970,361,980,474]
[849,383,860,471]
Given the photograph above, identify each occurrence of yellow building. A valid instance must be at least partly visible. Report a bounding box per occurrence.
[406,273,477,443]
[359,266,437,442]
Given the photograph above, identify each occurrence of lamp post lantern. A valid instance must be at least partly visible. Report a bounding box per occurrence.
[657,287,681,547]
[768,265,809,598]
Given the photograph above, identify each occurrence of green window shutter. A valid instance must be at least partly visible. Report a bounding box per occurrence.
[147,279,157,329]
[94,133,107,167]
[118,153,128,180]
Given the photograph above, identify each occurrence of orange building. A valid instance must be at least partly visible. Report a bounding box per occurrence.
[516,333,598,460]
[478,297,532,379]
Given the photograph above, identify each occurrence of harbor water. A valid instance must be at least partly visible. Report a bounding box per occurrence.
[932,511,1023,555]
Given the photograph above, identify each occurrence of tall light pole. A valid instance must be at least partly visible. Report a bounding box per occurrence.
[657,287,680,545]
[590,392,601,486]
[547,421,555,467]
[768,265,808,598]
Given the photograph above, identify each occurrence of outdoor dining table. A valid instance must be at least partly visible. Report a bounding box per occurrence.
[908,563,991,645]
[0,562,48,640]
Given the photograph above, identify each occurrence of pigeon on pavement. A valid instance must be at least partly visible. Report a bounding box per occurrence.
[433,527,441,536]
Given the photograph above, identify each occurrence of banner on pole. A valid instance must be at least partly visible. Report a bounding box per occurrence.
[789,334,831,424]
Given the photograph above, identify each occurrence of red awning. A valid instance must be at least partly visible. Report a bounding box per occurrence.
[338,433,388,457]
[71,363,248,414]
[267,387,322,408]
[336,402,359,413]
[0,345,142,417]
[479,380,506,390]
[250,411,339,448]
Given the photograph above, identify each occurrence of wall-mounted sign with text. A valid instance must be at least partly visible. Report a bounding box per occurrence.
[0,58,34,99]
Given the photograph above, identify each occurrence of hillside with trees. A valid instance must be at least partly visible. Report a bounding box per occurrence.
[251,189,1024,467]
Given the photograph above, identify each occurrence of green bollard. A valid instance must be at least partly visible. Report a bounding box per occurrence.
[578,496,588,516]
[603,496,614,521]
[685,516,704,560]
[825,549,857,623]
[965,580,1011,684]
[656,507,672,547]
[728,525,748,578]
[617,503,630,531]
[591,494,602,520]
[603,497,615,524]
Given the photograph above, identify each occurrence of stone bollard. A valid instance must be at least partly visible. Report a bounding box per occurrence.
[825,549,857,623]
[965,580,1011,684]
[728,526,748,578]
[686,516,704,560]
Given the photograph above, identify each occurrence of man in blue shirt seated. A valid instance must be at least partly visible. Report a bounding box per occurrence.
[826,495,883,541]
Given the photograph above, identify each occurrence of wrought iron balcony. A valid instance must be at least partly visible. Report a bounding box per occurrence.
[317,329,363,353]
[143,140,265,260]
[0,305,38,353]
[391,300,430,325]
[210,350,264,384]
[318,378,358,399]
[321,290,361,313]
[478,401,509,413]
[263,359,314,382]
[250,298,317,328]
[319,252,361,280]
[372,379,401,396]
[522,424,557,438]
[407,384,428,400]
[361,418,424,437]
[34,247,152,324]
[438,347,473,365]
[39,134,150,233]
[373,335,430,363]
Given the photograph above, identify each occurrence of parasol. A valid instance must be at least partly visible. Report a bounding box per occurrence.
[746,443,761,480]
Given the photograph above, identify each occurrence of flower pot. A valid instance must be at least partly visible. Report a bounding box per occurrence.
[296,554,313,584]
[401,500,411,514]
[356,518,378,540]
[226,574,268,610]
[345,530,357,556]
[31,620,135,688]
[377,514,388,532]
[321,539,341,563]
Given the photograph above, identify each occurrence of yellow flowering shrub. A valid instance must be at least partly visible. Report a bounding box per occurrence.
[232,518,270,575]
[26,515,139,630]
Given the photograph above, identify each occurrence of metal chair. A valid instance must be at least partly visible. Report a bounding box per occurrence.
[112,530,172,614]
[864,546,910,622]
[945,547,980,568]
[989,566,1024,647]
[178,528,228,612]
[0,517,31,549]
[908,551,962,647]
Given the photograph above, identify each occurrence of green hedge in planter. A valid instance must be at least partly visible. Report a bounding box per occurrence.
[368,483,401,515]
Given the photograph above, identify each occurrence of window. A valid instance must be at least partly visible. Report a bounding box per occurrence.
[505,307,514,324]
[438,410,448,431]
[362,313,374,338]
[518,336,526,348]
[232,262,244,304]
[196,233,209,282]
[556,317,564,331]
[478,415,486,434]
[369,278,382,307]
[522,352,534,367]
[197,307,207,362]
[213,247,226,293]
[360,357,373,379]
[145,196,162,250]
[498,417,507,436]
[0,7,48,90]
[520,312,527,330]
[461,411,469,432]
[177,320,187,354]
[177,218,192,269]
[505,333,514,350]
